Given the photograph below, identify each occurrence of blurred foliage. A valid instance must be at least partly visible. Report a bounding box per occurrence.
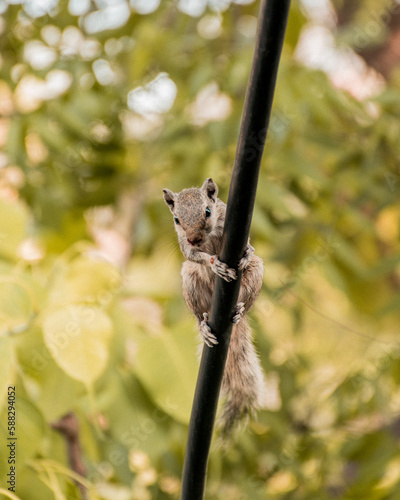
[0,0,400,499]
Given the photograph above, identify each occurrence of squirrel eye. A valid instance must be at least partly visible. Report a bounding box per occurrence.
[174,216,180,225]
[205,208,211,218]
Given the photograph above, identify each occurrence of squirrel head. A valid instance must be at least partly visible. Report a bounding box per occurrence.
[163,178,218,248]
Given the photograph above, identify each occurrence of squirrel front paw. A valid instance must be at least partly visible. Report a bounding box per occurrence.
[200,312,219,347]
[210,256,237,282]
[231,302,245,324]
[238,243,255,271]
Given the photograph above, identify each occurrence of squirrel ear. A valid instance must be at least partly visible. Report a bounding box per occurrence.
[201,178,218,201]
[163,189,176,213]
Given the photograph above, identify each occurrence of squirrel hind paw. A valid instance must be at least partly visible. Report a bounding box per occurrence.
[231,302,245,324]
[199,313,219,347]
[210,256,237,282]
[238,243,255,271]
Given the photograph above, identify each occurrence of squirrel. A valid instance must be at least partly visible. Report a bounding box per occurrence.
[163,177,266,436]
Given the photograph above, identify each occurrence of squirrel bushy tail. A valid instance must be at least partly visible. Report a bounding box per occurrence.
[219,317,266,437]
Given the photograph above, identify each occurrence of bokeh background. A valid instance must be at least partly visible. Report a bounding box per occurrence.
[0,0,400,498]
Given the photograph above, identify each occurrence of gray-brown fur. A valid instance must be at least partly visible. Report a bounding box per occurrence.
[163,178,266,436]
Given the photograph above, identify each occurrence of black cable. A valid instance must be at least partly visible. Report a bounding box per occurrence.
[180,1,291,498]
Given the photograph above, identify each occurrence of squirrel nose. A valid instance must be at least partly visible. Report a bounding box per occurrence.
[187,236,202,246]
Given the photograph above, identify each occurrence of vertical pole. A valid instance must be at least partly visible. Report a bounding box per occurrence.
[180,1,291,498]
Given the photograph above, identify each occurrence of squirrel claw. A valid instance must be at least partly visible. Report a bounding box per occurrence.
[238,243,255,271]
[200,313,219,347]
[231,302,245,324]
[210,256,237,282]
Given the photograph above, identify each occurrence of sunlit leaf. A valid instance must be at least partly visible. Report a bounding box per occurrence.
[0,277,35,334]
[126,251,182,298]
[48,255,121,308]
[134,321,198,424]
[0,338,16,414]
[0,198,28,261]
[42,305,113,386]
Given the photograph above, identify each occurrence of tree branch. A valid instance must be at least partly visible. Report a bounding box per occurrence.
[51,412,88,500]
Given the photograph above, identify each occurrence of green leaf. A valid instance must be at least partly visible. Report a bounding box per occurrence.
[0,395,46,500]
[48,255,121,308]
[0,277,35,335]
[0,338,16,414]
[0,198,28,261]
[5,115,25,165]
[134,320,198,425]
[15,326,86,421]
[15,396,46,463]
[0,487,23,499]
[126,251,182,298]
[42,305,113,386]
